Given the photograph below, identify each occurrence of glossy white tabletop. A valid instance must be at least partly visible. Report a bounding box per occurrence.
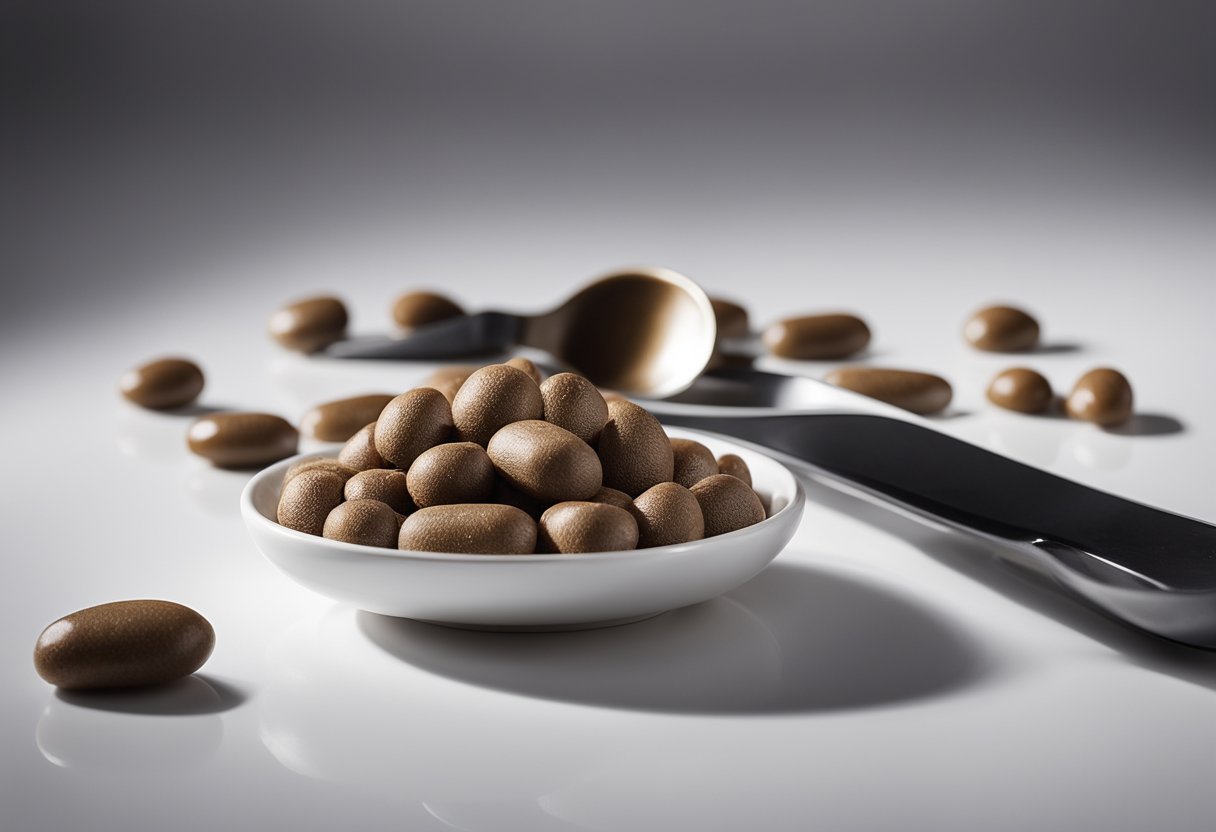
[3,199,1216,832]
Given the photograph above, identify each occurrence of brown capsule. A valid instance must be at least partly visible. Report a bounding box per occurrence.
[964,305,1040,352]
[709,297,750,339]
[715,453,752,487]
[34,601,214,691]
[392,291,465,331]
[488,420,603,503]
[670,438,719,489]
[538,502,639,553]
[690,474,766,537]
[1066,368,1134,427]
[492,476,552,519]
[588,486,634,511]
[452,364,545,446]
[268,295,348,353]
[300,394,396,442]
[825,367,953,415]
[987,368,1053,414]
[345,468,413,515]
[188,412,298,469]
[632,482,705,548]
[278,469,346,535]
[597,399,674,497]
[762,314,870,360]
[406,442,495,508]
[504,357,544,386]
[323,499,400,548]
[540,372,610,444]
[423,364,479,404]
[373,388,453,469]
[399,504,537,554]
[337,422,387,471]
[119,357,205,410]
[283,457,359,486]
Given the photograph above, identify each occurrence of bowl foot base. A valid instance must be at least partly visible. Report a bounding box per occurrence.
[411,611,667,632]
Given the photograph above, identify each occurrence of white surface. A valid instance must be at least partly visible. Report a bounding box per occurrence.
[3,233,1216,831]
[244,432,802,629]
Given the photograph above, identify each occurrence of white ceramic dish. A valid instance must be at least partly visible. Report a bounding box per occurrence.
[241,428,805,630]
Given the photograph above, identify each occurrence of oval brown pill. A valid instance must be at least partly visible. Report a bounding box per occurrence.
[690,474,766,537]
[278,469,346,535]
[597,399,674,497]
[337,422,387,471]
[452,364,545,446]
[670,438,718,489]
[987,368,1053,414]
[345,468,413,514]
[188,412,298,469]
[399,504,537,554]
[1066,368,1134,427]
[423,364,479,404]
[323,499,400,548]
[538,502,639,553]
[632,482,705,548]
[488,420,603,503]
[392,291,464,331]
[34,601,214,690]
[762,314,870,360]
[540,372,610,444]
[301,393,396,442]
[374,387,453,469]
[284,456,359,486]
[504,357,544,386]
[963,305,1040,352]
[588,486,634,511]
[268,295,348,353]
[715,453,752,487]
[710,297,750,339]
[825,367,953,415]
[406,442,495,508]
[119,357,205,410]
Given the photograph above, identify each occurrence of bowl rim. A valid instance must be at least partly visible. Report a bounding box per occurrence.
[240,427,805,564]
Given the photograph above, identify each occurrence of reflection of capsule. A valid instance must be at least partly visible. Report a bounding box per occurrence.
[37,677,225,772]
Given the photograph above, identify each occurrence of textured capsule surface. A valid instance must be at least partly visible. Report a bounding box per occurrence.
[632,482,705,548]
[374,388,453,469]
[392,291,464,330]
[268,295,348,353]
[1066,368,1134,427]
[964,305,1040,352]
[34,601,215,690]
[407,442,495,508]
[588,486,634,511]
[337,422,387,471]
[538,502,639,553]
[690,474,766,537]
[504,357,544,386]
[188,412,298,469]
[488,420,603,503]
[670,438,719,489]
[987,368,1053,414]
[716,453,752,487]
[345,468,413,515]
[762,314,870,360]
[301,394,395,442]
[597,399,674,496]
[119,357,205,410]
[826,367,953,415]
[323,499,400,548]
[278,469,346,535]
[423,364,479,404]
[283,457,359,486]
[540,372,610,444]
[452,364,545,446]
[399,504,537,554]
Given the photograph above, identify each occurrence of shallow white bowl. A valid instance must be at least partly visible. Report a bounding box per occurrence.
[241,428,804,630]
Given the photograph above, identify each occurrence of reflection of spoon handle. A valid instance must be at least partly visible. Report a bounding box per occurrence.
[654,409,1216,649]
[323,312,523,359]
